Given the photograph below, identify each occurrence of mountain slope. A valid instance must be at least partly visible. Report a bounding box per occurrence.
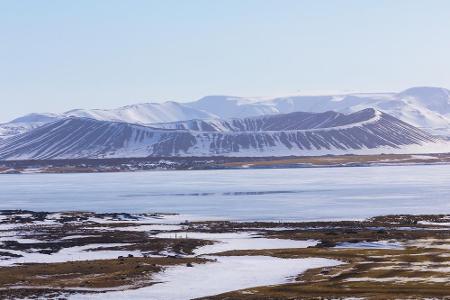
[0,109,445,160]
[153,110,386,132]
[0,113,60,140]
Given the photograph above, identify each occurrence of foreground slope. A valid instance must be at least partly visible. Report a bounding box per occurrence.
[0,109,445,160]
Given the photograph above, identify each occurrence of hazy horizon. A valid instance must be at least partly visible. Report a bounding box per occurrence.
[2,0,450,122]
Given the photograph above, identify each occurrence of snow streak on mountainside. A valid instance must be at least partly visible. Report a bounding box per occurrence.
[153,110,384,132]
[0,109,446,160]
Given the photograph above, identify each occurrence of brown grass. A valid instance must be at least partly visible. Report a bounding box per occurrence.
[0,256,207,297]
[201,245,450,299]
[222,153,449,168]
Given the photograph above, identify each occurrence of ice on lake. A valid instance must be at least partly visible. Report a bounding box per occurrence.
[0,164,449,221]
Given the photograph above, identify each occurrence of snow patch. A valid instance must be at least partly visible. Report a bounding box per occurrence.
[155,232,318,255]
[70,256,341,300]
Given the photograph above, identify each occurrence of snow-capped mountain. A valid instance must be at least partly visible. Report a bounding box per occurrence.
[0,109,446,160]
[186,87,450,135]
[0,113,60,140]
[187,95,279,119]
[64,101,216,124]
[0,102,216,140]
[1,86,449,140]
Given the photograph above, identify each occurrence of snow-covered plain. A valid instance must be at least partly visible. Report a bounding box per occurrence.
[70,256,341,300]
[0,214,337,299]
[0,243,142,267]
[155,232,318,255]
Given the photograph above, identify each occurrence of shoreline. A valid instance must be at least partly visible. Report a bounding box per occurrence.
[1,152,449,174]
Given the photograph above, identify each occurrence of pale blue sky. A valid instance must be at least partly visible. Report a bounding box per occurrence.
[1,0,450,122]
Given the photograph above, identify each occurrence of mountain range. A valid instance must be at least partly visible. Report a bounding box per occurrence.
[0,86,449,160]
[0,108,447,160]
[1,86,450,141]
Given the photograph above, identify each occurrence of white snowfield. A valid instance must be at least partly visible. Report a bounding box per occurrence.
[0,243,142,267]
[155,231,318,255]
[70,256,342,300]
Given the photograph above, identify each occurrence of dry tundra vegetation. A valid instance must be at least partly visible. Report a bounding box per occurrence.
[0,211,449,299]
[222,153,450,168]
[0,153,450,174]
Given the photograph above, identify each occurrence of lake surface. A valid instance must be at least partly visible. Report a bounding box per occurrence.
[0,165,449,221]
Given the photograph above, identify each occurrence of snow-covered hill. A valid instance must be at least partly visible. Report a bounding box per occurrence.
[64,101,216,124]
[0,113,60,140]
[0,109,446,160]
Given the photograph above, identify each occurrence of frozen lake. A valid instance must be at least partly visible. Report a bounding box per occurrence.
[0,164,449,221]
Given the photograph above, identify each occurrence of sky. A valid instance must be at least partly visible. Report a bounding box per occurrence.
[1,0,450,122]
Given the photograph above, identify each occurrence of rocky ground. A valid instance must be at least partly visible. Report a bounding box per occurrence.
[0,210,449,299]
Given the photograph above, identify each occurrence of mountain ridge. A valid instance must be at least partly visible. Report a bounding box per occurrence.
[1,86,449,141]
[0,108,446,160]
